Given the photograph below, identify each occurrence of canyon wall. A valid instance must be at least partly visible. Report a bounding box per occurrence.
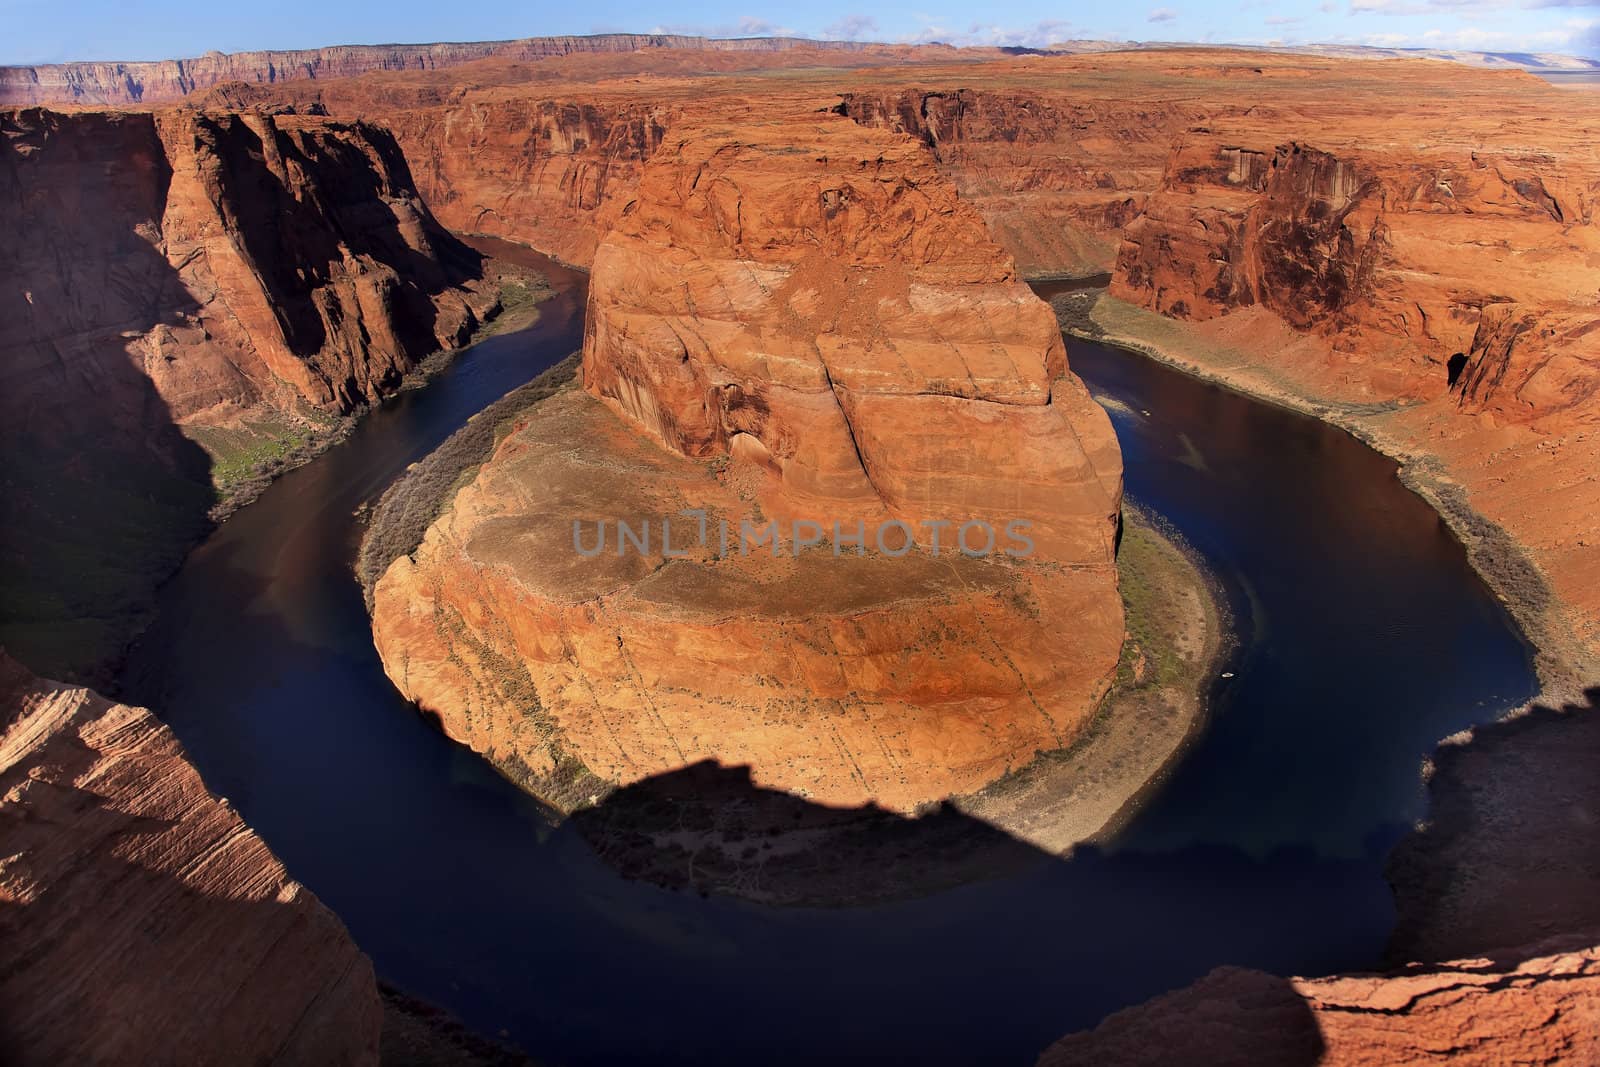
[371,109,1125,813]
[2,106,496,424]
[0,104,505,680]
[1112,120,1600,414]
[0,34,877,107]
[370,95,669,268]
[837,88,1196,277]
[242,80,1190,278]
[185,53,1203,277]
[0,652,381,1063]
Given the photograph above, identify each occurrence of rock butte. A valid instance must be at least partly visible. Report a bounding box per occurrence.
[372,111,1124,812]
[0,652,380,1063]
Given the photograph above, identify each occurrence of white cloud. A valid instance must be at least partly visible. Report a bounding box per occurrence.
[1349,15,1598,49]
[1349,0,1501,14]
[823,14,880,40]
[899,18,1080,47]
[1149,7,1180,21]
[647,16,799,37]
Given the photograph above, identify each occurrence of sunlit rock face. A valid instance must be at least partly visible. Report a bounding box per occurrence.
[373,110,1125,813]
[0,653,381,1064]
[1112,125,1599,418]
[1039,935,1600,1067]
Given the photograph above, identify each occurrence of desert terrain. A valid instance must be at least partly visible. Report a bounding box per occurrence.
[2,32,1597,1065]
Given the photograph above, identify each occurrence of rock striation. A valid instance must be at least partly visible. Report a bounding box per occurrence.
[1039,935,1600,1066]
[0,652,381,1063]
[371,111,1124,813]
[1111,110,1600,417]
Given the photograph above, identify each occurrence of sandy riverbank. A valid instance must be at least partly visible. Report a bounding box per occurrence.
[959,506,1229,853]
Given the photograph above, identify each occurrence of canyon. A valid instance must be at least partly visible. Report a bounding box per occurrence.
[0,35,1596,1065]
[170,49,1599,596]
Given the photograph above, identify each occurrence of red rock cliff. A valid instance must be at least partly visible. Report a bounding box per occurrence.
[0,105,502,679]
[1112,116,1599,415]
[2,106,495,424]
[0,652,381,1063]
[371,109,1125,813]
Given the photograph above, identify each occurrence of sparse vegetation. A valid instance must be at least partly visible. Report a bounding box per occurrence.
[357,354,581,602]
[1112,504,1223,691]
[186,407,356,519]
[958,504,1229,850]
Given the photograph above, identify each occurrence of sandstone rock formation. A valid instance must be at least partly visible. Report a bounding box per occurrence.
[371,111,1124,813]
[837,88,1191,277]
[0,104,509,679]
[1039,936,1600,1066]
[3,106,498,426]
[0,651,380,1063]
[1113,120,1599,411]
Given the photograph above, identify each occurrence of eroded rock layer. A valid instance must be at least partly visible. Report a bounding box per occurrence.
[1039,936,1600,1067]
[1113,124,1600,415]
[0,652,381,1064]
[0,105,506,678]
[372,112,1124,812]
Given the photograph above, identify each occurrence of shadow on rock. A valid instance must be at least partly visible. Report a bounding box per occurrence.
[1386,685,1600,964]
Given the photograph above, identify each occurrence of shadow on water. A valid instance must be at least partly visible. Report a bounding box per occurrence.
[1045,688,1600,1065]
[116,266,1537,1065]
[1385,684,1600,965]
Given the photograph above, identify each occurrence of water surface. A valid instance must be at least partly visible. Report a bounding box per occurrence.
[121,268,1535,1065]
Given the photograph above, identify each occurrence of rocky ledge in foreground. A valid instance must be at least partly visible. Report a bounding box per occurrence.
[0,652,380,1064]
[370,109,1125,814]
[1040,933,1600,1066]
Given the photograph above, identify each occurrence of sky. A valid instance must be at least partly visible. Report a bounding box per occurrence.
[2,0,1595,66]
